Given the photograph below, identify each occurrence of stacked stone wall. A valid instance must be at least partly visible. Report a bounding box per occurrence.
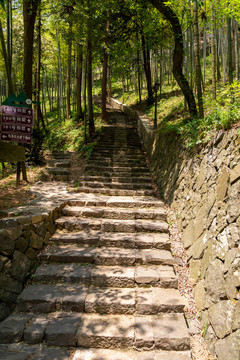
[0,204,65,321]
[110,98,240,360]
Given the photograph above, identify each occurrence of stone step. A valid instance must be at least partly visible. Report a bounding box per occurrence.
[67,196,164,209]
[62,206,166,221]
[84,165,150,173]
[46,159,71,168]
[72,349,192,360]
[75,187,155,196]
[16,284,185,315]
[56,217,168,233]
[90,149,143,156]
[81,176,152,184]
[91,154,145,161]
[33,264,178,289]
[50,151,71,159]
[51,232,170,250]
[0,312,190,350]
[77,182,153,191]
[45,167,70,176]
[0,347,191,360]
[87,160,146,167]
[51,312,189,350]
[39,245,174,266]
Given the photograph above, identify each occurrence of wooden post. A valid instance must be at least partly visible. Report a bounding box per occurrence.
[21,161,28,182]
[16,162,21,185]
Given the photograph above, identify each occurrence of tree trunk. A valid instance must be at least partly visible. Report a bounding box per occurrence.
[34,8,41,127]
[141,32,154,104]
[211,2,216,100]
[7,0,12,85]
[56,26,64,121]
[23,0,40,99]
[87,25,95,137]
[66,21,72,120]
[227,12,233,84]
[234,20,239,80]
[101,10,110,122]
[0,19,13,94]
[193,0,204,117]
[76,43,83,120]
[107,65,112,102]
[148,0,198,118]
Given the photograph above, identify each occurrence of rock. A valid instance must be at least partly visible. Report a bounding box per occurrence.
[200,240,214,279]
[189,260,201,286]
[44,231,51,244]
[224,248,238,273]
[215,330,240,360]
[25,247,38,260]
[15,237,29,254]
[191,232,208,260]
[0,231,15,256]
[216,229,229,260]
[224,224,239,249]
[208,300,235,338]
[205,259,226,303]
[232,300,240,331]
[0,274,22,295]
[216,166,229,202]
[193,280,206,310]
[10,250,32,282]
[0,227,22,241]
[182,220,194,249]
[36,224,47,238]
[30,232,44,249]
[226,200,240,223]
[0,302,13,321]
[194,204,207,240]
[0,255,8,272]
[230,162,240,184]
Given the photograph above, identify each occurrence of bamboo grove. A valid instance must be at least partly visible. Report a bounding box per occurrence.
[0,0,239,151]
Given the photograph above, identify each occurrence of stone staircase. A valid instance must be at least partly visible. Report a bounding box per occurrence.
[40,150,71,181]
[0,110,191,359]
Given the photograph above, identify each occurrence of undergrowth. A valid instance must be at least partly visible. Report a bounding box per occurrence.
[114,79,240,148]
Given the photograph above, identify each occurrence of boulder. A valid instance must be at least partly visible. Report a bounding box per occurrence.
[208,301,235,338]
[205,259,226,303]
[215,330,240,360]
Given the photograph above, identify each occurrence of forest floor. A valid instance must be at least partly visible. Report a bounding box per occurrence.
[0,151,87,213]
[0,166,43,212]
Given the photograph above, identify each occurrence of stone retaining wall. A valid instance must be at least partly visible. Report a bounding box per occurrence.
[0,188,67,321]
[110,98,240,360]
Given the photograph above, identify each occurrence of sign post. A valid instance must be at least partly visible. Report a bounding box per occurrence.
[0,91,37,184]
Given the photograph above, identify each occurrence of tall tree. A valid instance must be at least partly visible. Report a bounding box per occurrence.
[211,1,216,100]
[147,0,198,118]
[101,9,110,122]
[193,0,204,117]
[87,3,95,137]
[23,0,40,99]
[0,0,13,94]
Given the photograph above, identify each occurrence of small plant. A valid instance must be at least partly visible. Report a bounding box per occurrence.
[201,322,209,338]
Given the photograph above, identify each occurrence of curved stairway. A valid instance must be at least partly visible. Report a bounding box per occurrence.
[0,110,191,360]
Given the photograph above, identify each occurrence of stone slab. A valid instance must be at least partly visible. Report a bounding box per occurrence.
[24,316,49,344]
[85,288,135,314]
[45,313,82,346]
[136,288,186,314]
[0,313,31,343]
[76,313,135,348]
[91,266,135,287]
[152,314,190,351]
